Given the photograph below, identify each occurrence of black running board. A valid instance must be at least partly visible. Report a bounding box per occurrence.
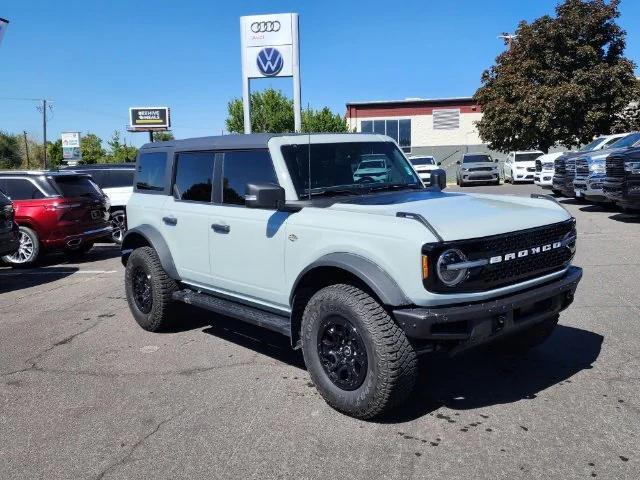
[172,289,291,337]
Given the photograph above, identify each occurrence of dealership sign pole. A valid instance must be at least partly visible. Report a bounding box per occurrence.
[240,13,301,133]
[0,18,9,46]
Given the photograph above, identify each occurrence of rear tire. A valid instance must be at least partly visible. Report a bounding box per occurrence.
[2,226,40,267]
[301,284,417,419]
[491,315,559,355]
[125,246,178,332]
[493,179,500,186]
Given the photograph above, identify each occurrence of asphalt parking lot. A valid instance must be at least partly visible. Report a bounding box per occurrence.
[1,183,638,480]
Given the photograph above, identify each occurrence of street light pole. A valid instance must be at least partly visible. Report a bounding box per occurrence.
[42,99,47,169]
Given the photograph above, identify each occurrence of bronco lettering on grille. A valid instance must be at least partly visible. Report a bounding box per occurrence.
[489,242,562,264]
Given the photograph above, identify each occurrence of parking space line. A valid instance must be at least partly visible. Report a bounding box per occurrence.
[0,270,117,275]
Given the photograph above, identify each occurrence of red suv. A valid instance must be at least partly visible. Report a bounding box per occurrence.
[0,171,112,266]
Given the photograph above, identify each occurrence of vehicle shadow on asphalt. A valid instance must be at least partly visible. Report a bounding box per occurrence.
[164,305,305,369]
[609,213,640,223]
[0,267,78,293]
[380,325,603,423]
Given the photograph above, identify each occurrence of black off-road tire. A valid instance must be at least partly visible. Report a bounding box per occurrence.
[301,284,418,419]
[125,246,178,332]
[492,315,559,355]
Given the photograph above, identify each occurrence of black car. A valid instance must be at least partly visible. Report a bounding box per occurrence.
[603,147,640,211]
[0,190,20,259]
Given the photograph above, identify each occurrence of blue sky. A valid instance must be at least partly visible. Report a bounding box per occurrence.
[1,0,639,147]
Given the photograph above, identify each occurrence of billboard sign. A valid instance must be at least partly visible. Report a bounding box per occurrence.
[129,107,170,131]
[0,18,9,46]
[61,132,82,162]
[240,13,301,132]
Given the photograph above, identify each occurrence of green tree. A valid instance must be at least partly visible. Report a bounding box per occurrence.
[0,132,21,169]
[47,139,64,168]
[474,0,636,152]
[302,107,348,133]
[79,133,105,164]
[612,79,640,132]
[226,88,347,134]
[152,131,174,142]
[106,131,138,163]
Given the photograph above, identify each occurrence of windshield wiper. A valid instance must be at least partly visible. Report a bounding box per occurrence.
[367,183,422,192]
[307,188,365,198]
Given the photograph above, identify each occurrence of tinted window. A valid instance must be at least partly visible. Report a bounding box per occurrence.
[410,157,435,166]
[136,152,167,191]
[361,120,373,133]
[580,137,607,152]
[173,152,214,202]
[609,132,640,149]
[99,169,135,189]
[0,178,45,200]
[398,119,411,150]
[222,150,278,206]
[52,176,102,198]
[463,154,492,163]
[514,153,543,162]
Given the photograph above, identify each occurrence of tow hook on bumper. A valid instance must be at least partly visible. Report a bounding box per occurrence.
[393,266,582,353]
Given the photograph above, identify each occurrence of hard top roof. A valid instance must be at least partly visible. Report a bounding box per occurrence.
[139,132,388,151]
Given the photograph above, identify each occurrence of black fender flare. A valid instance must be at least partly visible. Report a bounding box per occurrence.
[120,225,180,280]
[290,253,411,307]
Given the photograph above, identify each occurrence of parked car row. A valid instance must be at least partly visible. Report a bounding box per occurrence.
[539,132,640,211]
[0,163,135,266]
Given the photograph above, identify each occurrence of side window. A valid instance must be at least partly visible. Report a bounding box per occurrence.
[136,152,167,192]
[221,150,278,206]
[0,178,45,200]
[173,152,215,202]
[101,169,135,189]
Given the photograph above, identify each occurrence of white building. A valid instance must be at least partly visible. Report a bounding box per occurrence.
[346,97,484,155]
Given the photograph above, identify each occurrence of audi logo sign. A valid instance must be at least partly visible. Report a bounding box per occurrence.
[251,21,280,33]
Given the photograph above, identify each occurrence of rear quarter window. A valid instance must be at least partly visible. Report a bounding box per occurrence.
[101,169,135,189]
[136,152,167,193]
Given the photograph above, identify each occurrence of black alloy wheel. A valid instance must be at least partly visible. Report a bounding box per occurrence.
[317,315,368,391]
[132,266,153,314]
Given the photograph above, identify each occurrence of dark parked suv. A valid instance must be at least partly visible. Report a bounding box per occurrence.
[0,190,19,259]
[0,171,111,266]
[604,147,640,211]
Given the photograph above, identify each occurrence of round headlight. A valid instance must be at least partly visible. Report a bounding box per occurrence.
[436,248,469,286]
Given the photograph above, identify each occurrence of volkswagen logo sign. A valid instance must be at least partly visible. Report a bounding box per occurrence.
[256,47,283,77]
[251,21,280,33]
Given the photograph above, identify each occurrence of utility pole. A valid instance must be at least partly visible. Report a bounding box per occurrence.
[23,131,30,169]
[41,99,48,168]
[497,33,518,50]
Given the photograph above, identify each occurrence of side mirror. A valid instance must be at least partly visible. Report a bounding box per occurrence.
[456,160,461,165]
[430,169,447,191]
[437,162,441,166]
[245,183,286,209]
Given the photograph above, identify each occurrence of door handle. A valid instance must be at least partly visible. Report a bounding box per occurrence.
[211,223,230,234]
[162,216,177,226]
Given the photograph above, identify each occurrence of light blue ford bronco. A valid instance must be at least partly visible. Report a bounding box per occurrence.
[122,133,582,419]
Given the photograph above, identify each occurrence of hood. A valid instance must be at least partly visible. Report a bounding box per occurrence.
[460,162,497,169]
[329,190,570,241]
[583,146,630,162]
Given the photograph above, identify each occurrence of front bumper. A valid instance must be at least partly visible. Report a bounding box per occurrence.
[513,169,536,181]
[393,266,582,354]
[460,171,499,183]
[574,175,608,201]
[534,172,554,187]
[603,178,640,208]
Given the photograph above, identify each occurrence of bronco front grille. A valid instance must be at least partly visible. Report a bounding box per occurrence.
[422,220,576,293]
[606,156,626,179]
[576,158,589,176]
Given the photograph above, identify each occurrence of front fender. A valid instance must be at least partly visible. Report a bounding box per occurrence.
[121,225,180,280]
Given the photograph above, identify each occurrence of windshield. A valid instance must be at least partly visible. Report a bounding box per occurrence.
[357,160,385,170]
[579,137,607,151]
[515,153,542,162]
[463,154,492,163]
[410,157,435,166]
[52,175,102,198]
[281,141,421,197]
[609,132,640,149]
